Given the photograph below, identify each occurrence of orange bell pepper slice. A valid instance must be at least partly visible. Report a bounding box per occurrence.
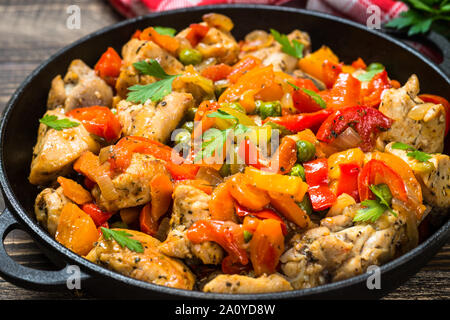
[139,203,158,236]
[74,151,112,183]
[268,191,311,229]
[140,27,179,54]
[57,176,92,205]
[55,203,99,255]
[228,173,270,211]
[201,63,233,82]
[209,182,236,221]
[227,56,261,83]
[150,173,174,222]
[249,218,285,276]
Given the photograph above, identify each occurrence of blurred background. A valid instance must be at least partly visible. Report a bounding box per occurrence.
[0,0,448,299]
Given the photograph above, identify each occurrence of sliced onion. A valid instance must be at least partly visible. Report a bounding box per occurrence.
[331,127,362,150]
[196,166,223,187]
[392,198,419,248]
[242,30,273,51]
[97,174,119,201]
[98,146,113,164]
[202,13,234,32]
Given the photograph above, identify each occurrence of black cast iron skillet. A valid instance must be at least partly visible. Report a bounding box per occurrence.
[0,4,449,299]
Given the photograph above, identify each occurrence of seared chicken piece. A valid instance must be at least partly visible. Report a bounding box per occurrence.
[378,75,446,153]
[47,60,113,112]
[159,185,224,265]
[86,229,195,290]
[280,195,418,289]
[34,187,71,236]
[195,26,240,65]
[117,92,194,143]
[92,153,165,212]
[29,109,100,185]
[386,142,450,208]
[203,274,293,294]
[241,30,310,73]
[115,39,184,98]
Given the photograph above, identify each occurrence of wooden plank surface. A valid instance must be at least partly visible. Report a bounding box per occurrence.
[0,0,448,300]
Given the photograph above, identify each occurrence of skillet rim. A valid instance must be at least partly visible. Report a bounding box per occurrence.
[0,4,449,299]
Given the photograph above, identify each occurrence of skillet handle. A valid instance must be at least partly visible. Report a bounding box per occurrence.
[0,208,90,291]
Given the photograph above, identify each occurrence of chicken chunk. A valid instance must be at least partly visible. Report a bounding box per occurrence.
[34,187,71,236]
[378,75,446,153]
[47,60,113,112]
[29,109,100,185]
[86,229,195,290]
[159,185,224,265]
[241,30,310,73]
[116,92,194,143]
[115,39,184,98]
[203,274,293,294]
[195,26,239,65]
[386,142,450,208]
[280,201,418,289]
[92,153,165,212]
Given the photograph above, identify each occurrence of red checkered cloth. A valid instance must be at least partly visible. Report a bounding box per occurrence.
[108,0,442,63]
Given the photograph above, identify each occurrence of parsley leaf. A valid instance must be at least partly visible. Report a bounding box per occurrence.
[270,29,304,59]
[127,60,180,103]
[301,88,327,109]
[101,228,144,253]
[355,63,385,82]
[354,200,387,223]
[385,0,450,37]
[153,26,176,37]
[39,114,80,131]
[392,142,432,162]
[369,184,396,216]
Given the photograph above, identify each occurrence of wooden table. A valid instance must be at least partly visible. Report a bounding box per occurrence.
[0,0,448,300]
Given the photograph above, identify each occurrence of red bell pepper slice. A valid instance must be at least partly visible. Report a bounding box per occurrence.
[185,23,210,47]
[292,78,324,113]
[201,63,233,82]
[82,203,114,227]
[336,163,360,201]
[319,73,361,110]
[316,105,393,152]
[263,109,332,133]
[234,203,288,236]
[322,60,343,89]
[418,94,450,137]
[94,47,122,87]
[67,106,122,142]
[360,70,392,108]
[303,158,336,211]
[237,139,266,169]
[358,159,408,203]
[108,136,199,179]
[186,220,248,265]
[221,255,251,274]
[139,203,158,236]
[351,57,367,70]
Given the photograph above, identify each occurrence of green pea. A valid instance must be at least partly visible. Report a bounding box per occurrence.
[179,48,203,65]
[220,102,245,113]
[185,108,198,121]
[255,100,282,120]
[296,140,316,163]
[181,121,194,133]
[289,164,306,180]
[297,195,312,215]
[174,131,191,145]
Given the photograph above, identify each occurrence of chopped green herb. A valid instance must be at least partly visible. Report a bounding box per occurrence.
[270,29,304,59]
[101,228,144,253]
[287,81,300,90]
[127,60,180,103]
[39,114,80,131]
[391,142,433,163]
[355,63,385,82]
[153,26,176,37]
[301,88,327,109]
[353,200,387,223]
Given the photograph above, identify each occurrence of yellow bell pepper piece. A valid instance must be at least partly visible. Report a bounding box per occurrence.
[327,148,365,180]
[298,46,339,82]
